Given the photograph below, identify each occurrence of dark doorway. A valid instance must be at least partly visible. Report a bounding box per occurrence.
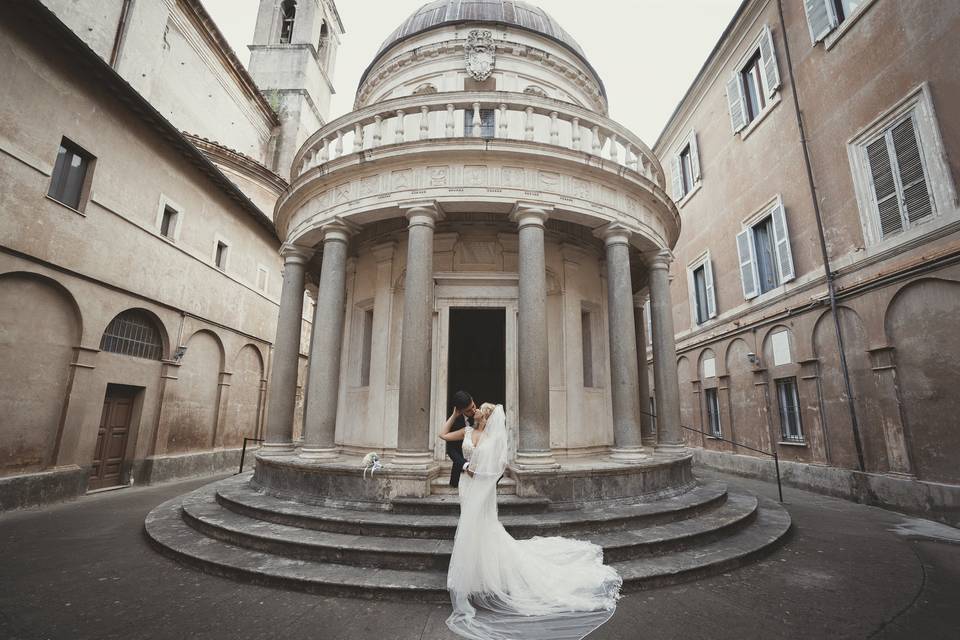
[89,384,138,490]
[447,308,506,411]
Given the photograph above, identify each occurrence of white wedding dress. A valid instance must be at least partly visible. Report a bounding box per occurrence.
[446,405,622,640]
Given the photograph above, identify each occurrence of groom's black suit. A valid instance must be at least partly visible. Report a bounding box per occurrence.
[446,413,471,488]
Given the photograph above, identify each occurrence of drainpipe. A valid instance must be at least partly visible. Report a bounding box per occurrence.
[776,0,866,471]
[109,0,134,69]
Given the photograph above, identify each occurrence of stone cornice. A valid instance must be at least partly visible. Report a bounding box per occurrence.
[184,133,287,193]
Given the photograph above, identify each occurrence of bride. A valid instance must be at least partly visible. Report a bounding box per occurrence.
[443,402,622,640]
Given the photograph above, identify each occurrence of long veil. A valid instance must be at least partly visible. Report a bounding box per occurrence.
[446,405,622,640]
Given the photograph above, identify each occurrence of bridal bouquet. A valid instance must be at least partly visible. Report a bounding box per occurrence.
[361,452,382,479]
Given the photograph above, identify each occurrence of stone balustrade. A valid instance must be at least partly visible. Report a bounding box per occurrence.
[291,91,665,189]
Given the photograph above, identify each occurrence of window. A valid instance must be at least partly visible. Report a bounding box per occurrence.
[256,266,269,293]
[279,0,296,44]
[848,84,956,248]
[581,310,594,387]
[215,240,229,270]
[735,197,795,300]
[687,254,717,325]
[644,300,652,346]
[776,377,803,442]
[804,0,870,44]
[670,131,701,201]
[160,206,177,238]
[48,138,93,210]
[464,108,495,138]
[100,310,163,360]
[863,114,933,239]
[705,388,721,437]
[360,308,374,386]
[726,26,781,134]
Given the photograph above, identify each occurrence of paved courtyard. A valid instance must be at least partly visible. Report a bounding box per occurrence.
[1,469,958,640]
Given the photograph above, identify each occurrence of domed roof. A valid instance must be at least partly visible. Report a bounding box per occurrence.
[360,0,603,95]
[377,0,586,58]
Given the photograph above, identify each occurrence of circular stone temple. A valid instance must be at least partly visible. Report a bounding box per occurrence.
[147,0,790,598]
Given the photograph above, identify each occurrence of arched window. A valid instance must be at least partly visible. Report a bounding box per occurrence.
[100,310,164,360]
[279,0,297,44]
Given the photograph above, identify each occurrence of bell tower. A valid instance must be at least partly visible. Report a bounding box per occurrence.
[248,0,343,177]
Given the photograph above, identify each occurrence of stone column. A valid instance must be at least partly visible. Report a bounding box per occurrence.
[262,244,313,454]
[300,224,353,459]
[511,203,557,468]
[601,226,646,460]
[649,249,685,450]
[634,292,655,447]
[394,201,443,467]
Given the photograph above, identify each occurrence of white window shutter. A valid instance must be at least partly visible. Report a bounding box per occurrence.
[689,131,702,183]
[703,257,717,318]
[891,116,934,224]
[759,25,781,97]
[770,198,796,283]
[726,74,747,134]
[736,228,760,299]
[670,154,683,200]
[686,267,697,325]
[866,135,904,237]
[803,0,838,44]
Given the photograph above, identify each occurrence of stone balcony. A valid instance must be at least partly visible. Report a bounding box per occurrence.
[276,91,679,252]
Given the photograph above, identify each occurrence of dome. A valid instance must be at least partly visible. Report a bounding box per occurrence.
[360,0,604,96]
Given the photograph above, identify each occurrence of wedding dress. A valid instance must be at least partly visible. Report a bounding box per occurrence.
[446,405,622,640]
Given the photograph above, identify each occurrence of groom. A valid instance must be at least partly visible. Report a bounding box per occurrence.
[446,390,477,488]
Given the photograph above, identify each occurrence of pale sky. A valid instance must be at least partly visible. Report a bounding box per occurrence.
[203,0,743,145]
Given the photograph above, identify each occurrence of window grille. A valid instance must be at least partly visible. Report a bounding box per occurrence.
[776,377,804,442]
[705,387,721,437]
[100,310,163,360]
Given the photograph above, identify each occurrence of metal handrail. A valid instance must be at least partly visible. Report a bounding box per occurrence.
[236,437,264,475]
[638,409,783,502]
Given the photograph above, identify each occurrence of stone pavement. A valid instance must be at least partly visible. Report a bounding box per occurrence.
[1,469,957,640]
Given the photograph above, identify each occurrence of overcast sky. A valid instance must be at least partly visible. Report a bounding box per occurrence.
[204,0,742,145]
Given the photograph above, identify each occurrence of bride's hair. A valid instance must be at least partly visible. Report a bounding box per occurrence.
[474,402,496,429]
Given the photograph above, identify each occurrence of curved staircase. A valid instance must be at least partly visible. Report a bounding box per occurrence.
[145,473,790,602]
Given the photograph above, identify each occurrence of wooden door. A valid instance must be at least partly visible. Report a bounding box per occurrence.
[89,386,136,490]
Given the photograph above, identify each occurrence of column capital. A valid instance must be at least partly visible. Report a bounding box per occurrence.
[633,288,651,307]
[399,200,445,227]
[320,217,360,244]
[279,243,314,264]
[648,248,674,270]
[594,222,634,246]
[510,202,553,227]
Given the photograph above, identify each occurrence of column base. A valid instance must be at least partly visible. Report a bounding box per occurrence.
[609,447,652,463]
[298,445,340,460]
[513,451,560,470]
[655,443,688,455]
[390,450,435,469]
[258,441,296,456]
[641,437,658,448]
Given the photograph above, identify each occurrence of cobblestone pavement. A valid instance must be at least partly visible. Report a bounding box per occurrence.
[1,469,957,640]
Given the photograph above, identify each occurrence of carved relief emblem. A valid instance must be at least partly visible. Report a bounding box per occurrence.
[464,30,495,81]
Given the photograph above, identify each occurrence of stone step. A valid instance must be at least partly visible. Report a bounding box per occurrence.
[613,497,792,592]
[145,490,790,602]
[390,492,551,516]
[429,476,516,496]
[218,476,729,539]
[181,485,759,571]
[144,494,448,602]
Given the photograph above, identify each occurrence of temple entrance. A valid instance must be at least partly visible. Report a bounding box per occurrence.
[446,308,506,411]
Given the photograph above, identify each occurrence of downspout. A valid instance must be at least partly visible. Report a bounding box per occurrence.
[109,0,133,69]
[776,0,866,471]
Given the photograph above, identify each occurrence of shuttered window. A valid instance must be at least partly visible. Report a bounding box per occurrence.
[736,197,795,300]
[688,256,717,325]
[48,138,93,210]
[804,0,868,44]
[776,378,804,442]
[864,114,934,239]
[727,26,781,133]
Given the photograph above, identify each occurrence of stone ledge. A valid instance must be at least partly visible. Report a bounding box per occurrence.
[0,465,88,512]
[692,448,960,528]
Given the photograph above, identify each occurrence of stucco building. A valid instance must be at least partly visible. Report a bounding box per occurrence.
[654,0,960,525]
[0,0,343,509]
